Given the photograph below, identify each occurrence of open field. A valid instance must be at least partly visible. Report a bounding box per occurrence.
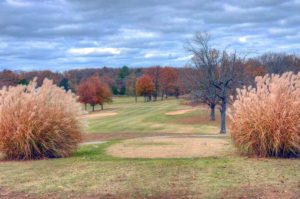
[84,97,219,135]
[0,97,299,199]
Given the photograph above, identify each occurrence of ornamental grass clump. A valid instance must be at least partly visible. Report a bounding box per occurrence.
[0,78,83,160]
[228,72,300,157]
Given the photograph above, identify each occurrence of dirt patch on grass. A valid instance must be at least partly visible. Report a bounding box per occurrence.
[178,114,219,125]
[0,188,37,199]
[107,136,232,158]
[165,109,193,115]
[81,112,117,119]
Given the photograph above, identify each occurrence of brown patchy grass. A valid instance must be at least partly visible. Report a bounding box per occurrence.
[81,112,118,119]
[165,109,193,115]
[82,132,195,142]
[107,136,233,158]
[175,112,230,126]
[220,184,300,199]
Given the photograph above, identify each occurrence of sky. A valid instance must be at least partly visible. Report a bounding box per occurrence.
[0,0,300,71]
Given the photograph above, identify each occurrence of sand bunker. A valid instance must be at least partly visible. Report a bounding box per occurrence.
[165,109,193,116]
[81,112,117,119]
[107,136,232,158]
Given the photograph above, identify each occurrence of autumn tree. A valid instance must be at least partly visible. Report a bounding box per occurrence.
[77,76,112,111]
[160,67,179,100]
[241,59,266,85]
[136,75,154,102]
[0,70,20,88]
[19,70,62,87]
[143,66,161,101]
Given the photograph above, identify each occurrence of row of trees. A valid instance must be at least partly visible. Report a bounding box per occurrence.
[1,50,299,96]
[133,67,181,102]
[1,52,299,96]
[76,66,181,110]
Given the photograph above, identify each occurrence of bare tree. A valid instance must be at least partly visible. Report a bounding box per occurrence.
[214,51,241,134]
[260,52,298,74]
[187,32,241,133]
[187,32,219,121]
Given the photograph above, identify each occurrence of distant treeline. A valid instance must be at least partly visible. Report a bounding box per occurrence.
[1,52,299,97]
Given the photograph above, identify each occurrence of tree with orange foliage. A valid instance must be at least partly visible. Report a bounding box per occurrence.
[136,75,154,102]
[143,66,161,101]
[77,76,112,111]
[160,67,179,100]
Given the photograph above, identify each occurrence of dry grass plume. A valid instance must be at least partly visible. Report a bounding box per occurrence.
[228,72,300,157]
[0,78,83,160]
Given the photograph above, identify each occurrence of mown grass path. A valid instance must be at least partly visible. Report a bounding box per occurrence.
[85,97,218,135]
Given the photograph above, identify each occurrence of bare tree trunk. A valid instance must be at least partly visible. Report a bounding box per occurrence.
[85,104,87,110]
[144,94,146,103]
[161,90,164,100]
[92,105,95,112]
[135,94,137,103]
[210,103,216,121]
[220,89,227,134]
[101,104,103,110]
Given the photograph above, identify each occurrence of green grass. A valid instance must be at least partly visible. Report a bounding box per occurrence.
[0,142,299,198]
[85,96,218,134]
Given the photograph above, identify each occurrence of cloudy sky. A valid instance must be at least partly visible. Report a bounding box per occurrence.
[0,0,300,71]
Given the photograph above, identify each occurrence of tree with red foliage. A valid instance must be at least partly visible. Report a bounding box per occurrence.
[77,76,112,111]
[243,59,266,84]
[160,67,179,100]
[0,70,20,88]
[143,66,161,101]
[136,75,154,102]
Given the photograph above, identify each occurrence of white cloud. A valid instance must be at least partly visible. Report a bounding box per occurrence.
[67,47,122,56]
[119,28,159,40]
[223,4,242,12]
[6,0,32,7]
[238,36,248,43]
[144,51,170,58]
[269,28,290,35]
[0,42,8,49]
[174,55,193,61]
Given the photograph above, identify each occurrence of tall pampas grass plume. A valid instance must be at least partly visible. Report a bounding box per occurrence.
[0,78,83,160]
[228,72,300,157]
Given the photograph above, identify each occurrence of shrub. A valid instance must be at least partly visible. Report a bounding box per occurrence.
[0,78,83,160]
[228,72,300,157]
